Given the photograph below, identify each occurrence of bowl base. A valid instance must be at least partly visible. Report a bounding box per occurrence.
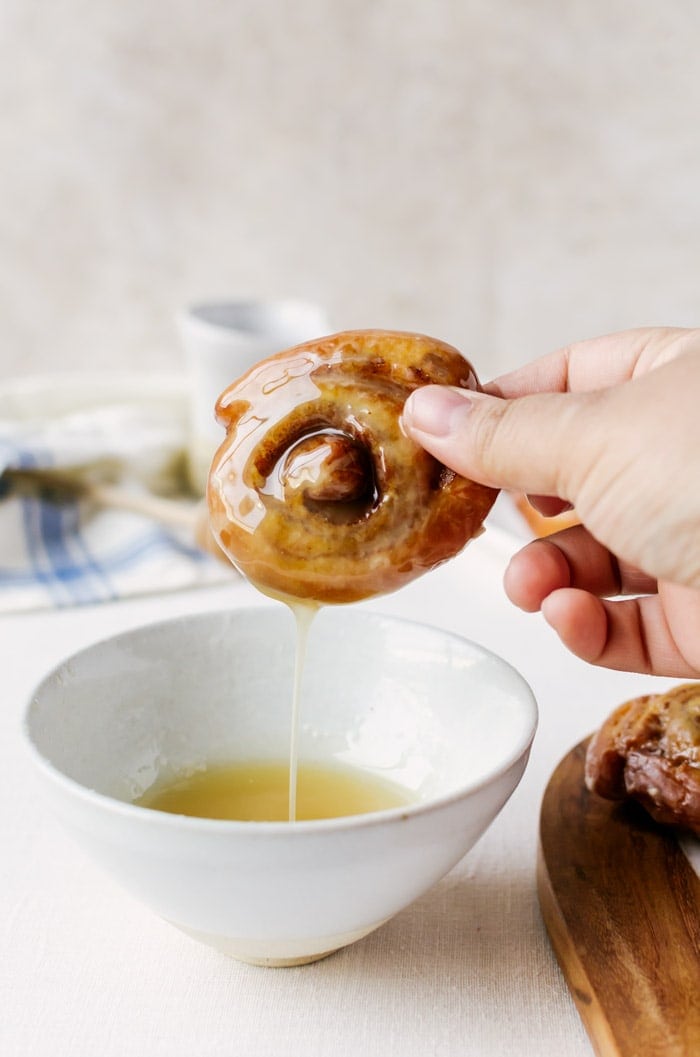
[171,917,389,967]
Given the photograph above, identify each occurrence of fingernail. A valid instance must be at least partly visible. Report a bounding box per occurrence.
[403,386,474,438]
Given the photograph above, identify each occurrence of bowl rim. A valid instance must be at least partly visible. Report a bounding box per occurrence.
[22,606,538,836]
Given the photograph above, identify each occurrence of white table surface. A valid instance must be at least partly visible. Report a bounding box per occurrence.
[1,524,674,1057]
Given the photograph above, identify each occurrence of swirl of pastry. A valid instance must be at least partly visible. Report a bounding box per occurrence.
[207,329,498,604]
[585,682,700,834]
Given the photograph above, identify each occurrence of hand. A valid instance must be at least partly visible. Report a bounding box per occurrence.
[403,327,700,677]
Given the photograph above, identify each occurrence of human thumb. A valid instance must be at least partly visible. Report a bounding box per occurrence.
[402,385,591,499]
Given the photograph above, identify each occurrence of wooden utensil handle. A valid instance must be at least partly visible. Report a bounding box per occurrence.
[2,466,229,563]
[3,466,200,528]
[538,738,700,1057]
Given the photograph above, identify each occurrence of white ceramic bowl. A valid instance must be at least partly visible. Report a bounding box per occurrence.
[24,608,537,966]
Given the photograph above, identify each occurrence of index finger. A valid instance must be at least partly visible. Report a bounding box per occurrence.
[486,326,694,398]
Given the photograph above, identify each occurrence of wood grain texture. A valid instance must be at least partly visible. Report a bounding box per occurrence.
[538,738,700,1057]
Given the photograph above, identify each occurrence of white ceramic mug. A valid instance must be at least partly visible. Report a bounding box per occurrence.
[179,299,329,493]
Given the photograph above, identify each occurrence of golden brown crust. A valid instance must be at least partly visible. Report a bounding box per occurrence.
[585,683,700,834]
[513,493,580,538]
[207,329,498,603]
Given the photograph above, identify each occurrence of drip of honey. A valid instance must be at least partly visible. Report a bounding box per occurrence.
[136,758,413,822]
[287,602,317,821]
[134,600,413,823]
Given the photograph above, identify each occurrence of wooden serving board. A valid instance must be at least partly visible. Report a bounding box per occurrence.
[537,738,700,1057]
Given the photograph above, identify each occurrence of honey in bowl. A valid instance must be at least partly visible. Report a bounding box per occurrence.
[136,759,414,822]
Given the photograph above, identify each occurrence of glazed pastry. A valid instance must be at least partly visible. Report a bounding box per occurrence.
[207,329,498,604]
[585,683,700,834]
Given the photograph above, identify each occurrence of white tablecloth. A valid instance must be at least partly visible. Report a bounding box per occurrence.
[1,526,671,1057]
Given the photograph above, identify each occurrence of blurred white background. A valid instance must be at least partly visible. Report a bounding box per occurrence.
[1,0,698,381]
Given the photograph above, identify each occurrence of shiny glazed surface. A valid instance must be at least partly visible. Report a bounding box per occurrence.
[585,682,700,834]
[207,329,498,603]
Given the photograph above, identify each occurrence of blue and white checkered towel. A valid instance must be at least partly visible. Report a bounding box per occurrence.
[0,374,233,612]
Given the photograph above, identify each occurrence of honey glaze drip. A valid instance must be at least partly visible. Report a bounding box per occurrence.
[205,331,499,825]
[287,601,318,822]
